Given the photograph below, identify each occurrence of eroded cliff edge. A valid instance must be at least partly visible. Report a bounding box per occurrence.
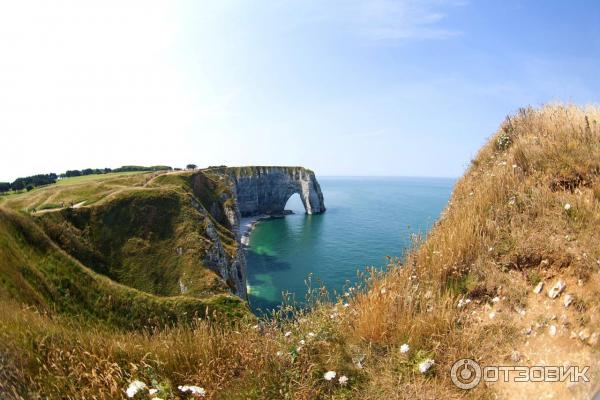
[207,166,326,297]
[220,166,326,216]
[20,166,324,315]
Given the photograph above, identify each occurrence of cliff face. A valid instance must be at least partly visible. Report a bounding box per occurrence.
[0,194,250,328]
[187,166,325,299]
[225,166,326,217]
[0,166,324,321]
[199,200,248,299]
[196,166,325,298]
[188,172,248,299]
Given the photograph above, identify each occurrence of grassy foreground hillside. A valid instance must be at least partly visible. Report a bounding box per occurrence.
[0,169,249,330]
[0,207,243,328]
[1,105,599,399]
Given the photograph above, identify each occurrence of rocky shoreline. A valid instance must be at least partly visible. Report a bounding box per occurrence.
[239,211,294,246]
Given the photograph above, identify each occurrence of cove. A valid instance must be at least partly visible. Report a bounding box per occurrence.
[245,176,455,313]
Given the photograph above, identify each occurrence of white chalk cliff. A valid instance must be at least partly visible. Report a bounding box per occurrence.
[201,166,326,300]
[227,166,326,216]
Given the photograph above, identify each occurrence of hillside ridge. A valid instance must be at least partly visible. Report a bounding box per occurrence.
[1,107,599,399]
[0,165,326,325]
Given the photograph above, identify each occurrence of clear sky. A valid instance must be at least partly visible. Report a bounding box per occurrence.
[1,1,599,181]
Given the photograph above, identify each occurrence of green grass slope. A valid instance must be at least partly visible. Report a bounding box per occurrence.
[38,188,229,297]
[0,206,247,329]
[0,169,250,329]
[0,171,154,211]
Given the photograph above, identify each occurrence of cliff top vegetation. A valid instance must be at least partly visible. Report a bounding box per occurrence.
[1,104,599,399]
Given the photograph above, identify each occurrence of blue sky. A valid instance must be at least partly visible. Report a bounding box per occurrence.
[1,0,599,181]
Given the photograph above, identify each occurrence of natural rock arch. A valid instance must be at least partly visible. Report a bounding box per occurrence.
[227,166,326,217]
[283,192,304,212]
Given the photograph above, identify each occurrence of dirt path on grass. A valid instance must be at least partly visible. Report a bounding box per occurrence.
[33,200,86,215]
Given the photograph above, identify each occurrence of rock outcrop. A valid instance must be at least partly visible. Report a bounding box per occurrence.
[34,166,324,307]
[188,172,249,299]
[203,218,248,299]
[225,166,326,216]
[195,166,325,300]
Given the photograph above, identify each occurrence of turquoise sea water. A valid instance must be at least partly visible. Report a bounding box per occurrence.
[246,177,455,313]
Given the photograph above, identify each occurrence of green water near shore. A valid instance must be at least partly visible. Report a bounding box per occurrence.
[246,177,454,313]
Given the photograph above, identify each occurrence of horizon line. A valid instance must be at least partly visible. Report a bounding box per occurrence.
[318,174,458,179]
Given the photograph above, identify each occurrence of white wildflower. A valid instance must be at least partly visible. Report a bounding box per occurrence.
[564,203,572,211]
[299,339,306,345]
[457,298,471,308]
[339,375,348,385]
[284,331,292,337]
[400,343,410,353]
[149,388,159,395]
[418,359,435,373]
[380,287,387,294]
[324,371,337,381]
[307,332,316,338]
[343,303,350,308]
[492,296,500,303]
[276,351,284,357]
[178,385,206,397]
[126,380,147,398]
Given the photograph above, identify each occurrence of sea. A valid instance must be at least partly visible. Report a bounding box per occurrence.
[245,176,455,314]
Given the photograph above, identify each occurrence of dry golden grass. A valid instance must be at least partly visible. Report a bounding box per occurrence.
[343,104,600,398]
[1,104,599,399]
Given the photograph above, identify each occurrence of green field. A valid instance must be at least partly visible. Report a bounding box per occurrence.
[0,171,168,211]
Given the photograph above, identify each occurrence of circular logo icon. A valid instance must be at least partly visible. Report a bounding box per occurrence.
[450,359,482,390]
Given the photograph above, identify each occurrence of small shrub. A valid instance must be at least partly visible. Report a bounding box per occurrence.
[496,126,513,151]
[527,270,542,287]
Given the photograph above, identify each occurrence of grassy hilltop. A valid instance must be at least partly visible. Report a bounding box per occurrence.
[0,169,249,331]
[1,105,599,399]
